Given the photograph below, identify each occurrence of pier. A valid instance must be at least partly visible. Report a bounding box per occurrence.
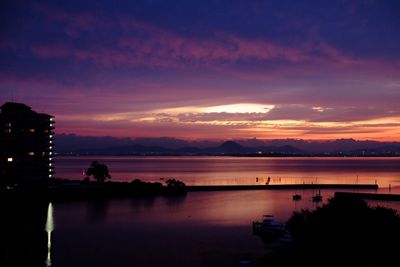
[335,191,400,201]
[187,183,378,191]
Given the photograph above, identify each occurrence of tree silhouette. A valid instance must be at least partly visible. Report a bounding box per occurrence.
[85,161,111,183]
[283,195,400,267]
[165,178,185,188]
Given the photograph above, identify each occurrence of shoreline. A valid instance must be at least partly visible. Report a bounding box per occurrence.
[56,154,400,158]
[0,180,380,202]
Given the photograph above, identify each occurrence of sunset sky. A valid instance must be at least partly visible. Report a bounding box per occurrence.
[1,0,399,141]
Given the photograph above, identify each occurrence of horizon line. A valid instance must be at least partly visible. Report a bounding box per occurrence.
[55,133,400,143]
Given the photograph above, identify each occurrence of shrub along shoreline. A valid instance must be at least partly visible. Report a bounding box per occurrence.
[0,178,187,201]
[257,194,400,267]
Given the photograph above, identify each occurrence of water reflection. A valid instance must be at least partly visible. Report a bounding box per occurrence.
[129,196,156,211]
[55,156,400,187]
[45,203,54,267]
[51,194,267,267]
[1,189,399,267]
[86,200,109,223]
[162,194,187,207]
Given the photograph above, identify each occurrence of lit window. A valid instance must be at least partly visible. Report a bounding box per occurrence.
[49,163,52,166]
[49,146,52,150]
[49,174,52,177]
[29,152,35,156]
[29,128,35,133]
[42,152,46,156]
[50,118,54,121]
[49,135,53,138]
[50,124,53,127]
[49,140,53,144]
[7,157,13,162]
[49,152,52,155]
[49,157,53,161]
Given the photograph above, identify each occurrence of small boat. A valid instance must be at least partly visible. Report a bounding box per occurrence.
[292,194,302,201]
[252,215,286,239]
[312,189,323,202]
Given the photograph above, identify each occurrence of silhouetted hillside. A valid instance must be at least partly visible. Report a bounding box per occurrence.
[55,134,400,156]
[209,141,249,154]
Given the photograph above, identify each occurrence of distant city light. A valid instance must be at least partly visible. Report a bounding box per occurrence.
[7,157,13,162]
[29,152,35,156]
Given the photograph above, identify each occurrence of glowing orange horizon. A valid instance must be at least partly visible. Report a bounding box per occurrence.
[55,105,400,142]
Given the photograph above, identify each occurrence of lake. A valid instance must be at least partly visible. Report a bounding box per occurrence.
[2,157,400,267]
[55,156,400,187]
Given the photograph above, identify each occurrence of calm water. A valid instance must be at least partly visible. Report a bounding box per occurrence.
[3,157,400,267]
[3,189,400,267]
[55,156,400,187]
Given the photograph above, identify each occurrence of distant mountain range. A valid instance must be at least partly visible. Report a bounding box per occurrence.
[55,134,400,156]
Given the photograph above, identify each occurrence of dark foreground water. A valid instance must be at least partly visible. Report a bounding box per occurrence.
[2,189,400,267]
[2,157,400,267]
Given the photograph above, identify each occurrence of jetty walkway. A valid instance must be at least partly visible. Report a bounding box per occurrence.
[187,184,378,191]
[335,191,400,201]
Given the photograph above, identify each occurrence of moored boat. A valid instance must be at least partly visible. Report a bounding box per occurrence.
[252,215,286,239]
[312,189,323,202]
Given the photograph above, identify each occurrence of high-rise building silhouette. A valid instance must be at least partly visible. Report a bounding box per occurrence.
[0,102,54,187]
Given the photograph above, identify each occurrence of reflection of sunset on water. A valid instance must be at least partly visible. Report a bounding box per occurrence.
[56,156,400,188]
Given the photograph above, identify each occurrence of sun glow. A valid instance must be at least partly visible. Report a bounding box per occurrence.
[155,103,274,115]
[204,103,274,113]
[56,103,400,141]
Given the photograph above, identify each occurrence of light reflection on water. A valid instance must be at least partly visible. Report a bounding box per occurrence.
[1,188,400,267]
[48,189,400,267]
[45,203,54,267]
[2,157,400,266]
[55,156,400,187]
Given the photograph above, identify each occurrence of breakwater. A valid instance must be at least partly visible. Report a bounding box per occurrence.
[335,191,400,201]
[0,183,380,202]
[187,183,378,191]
